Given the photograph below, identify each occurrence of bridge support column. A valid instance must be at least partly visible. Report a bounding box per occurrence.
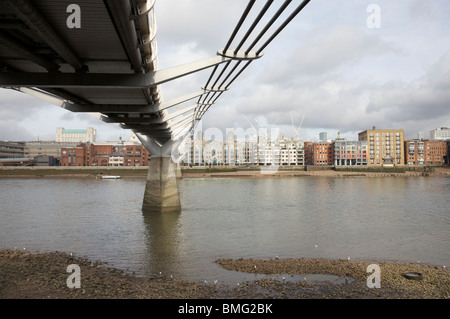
[135,133,183,214]
[143,157,181,213]
[176,162,182,179]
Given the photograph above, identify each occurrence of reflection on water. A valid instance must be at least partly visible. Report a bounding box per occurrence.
[141,211,183,277]
[0,176,449,283]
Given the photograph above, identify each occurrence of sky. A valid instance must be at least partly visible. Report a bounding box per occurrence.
[1,0,449,142]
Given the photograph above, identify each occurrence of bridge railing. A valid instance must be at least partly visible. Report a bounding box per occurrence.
[193,0,311,125]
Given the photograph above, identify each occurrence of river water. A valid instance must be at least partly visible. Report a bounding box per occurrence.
[0,176,449,283]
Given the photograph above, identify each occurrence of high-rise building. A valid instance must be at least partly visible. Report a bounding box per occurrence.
[56,127,96,143]
[430,127,450,140]
[358,127,404,166]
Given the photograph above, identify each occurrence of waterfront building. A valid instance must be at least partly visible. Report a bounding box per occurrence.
[333,140,368,166]
[61,146,86,166]
[257,136,277,166]
[245,139,258,165]
[181,132,304,167]
[0,141,64,166]
[25,141,78,158]
[304,141,333,166]
[278,137,304,166]
[191,133,204,166]
[32,155,57,166]
[0,141,25,158]
[429,127,450,140]
[203,140,224,166]
[60,140,150,167]
[446,140,450,166]
[405,139,448,166]
[358,127,404,166]
[0,141,29,166]
[223,132,246,166]
[56,127,96,143]
[182,135,194,166]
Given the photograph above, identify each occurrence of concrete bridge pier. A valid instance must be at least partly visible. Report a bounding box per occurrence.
[175,162,182,179]
[135,133,182,214]
[143,157,181,213]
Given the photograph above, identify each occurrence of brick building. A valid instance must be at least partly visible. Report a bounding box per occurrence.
[358,127,404,166]
[405,139,447,166]
[61,146,86,166]
[333,140,368,166]
[304,141,333,166]
[61,143,150,167]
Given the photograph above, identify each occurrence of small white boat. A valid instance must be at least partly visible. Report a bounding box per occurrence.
[100,175,122,179]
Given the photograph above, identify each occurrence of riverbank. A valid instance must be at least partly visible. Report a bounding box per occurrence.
[0,166,148,178]
[1,166,449,178]
[0,249,448,299]
[181,167,450,178]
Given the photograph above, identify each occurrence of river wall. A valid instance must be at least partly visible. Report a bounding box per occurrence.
[1,166,448,178]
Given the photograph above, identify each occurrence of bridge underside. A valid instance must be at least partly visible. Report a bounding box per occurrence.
[0,0,312,213]
[0,0,182,213]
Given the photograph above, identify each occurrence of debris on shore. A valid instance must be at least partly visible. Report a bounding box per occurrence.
[1,249,448,299]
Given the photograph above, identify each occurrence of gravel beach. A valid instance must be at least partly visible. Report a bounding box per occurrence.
[1,249,448,299]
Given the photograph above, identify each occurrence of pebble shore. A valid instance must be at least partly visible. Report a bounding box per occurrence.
[1,249,448,299]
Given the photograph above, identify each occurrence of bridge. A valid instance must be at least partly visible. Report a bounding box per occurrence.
[0,0,311,213]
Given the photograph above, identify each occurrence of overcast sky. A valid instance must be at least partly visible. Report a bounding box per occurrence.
[1,0,449,142]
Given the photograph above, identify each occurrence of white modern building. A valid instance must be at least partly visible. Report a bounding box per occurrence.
[278,137,304,166]
[430,127,450,140]
[181,132,304,166]
[56,127,96,143]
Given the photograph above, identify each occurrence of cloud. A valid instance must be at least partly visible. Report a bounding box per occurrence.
[1,0,449,143]
[0,88,127,141]
[408,0,436,23]
[0,89,45,121]
[0,89,51,140]
[260,25,397,83]
[207,49,450,140]
[155,0,245,61]
[0,120,35,141]
[367,51,450,122]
